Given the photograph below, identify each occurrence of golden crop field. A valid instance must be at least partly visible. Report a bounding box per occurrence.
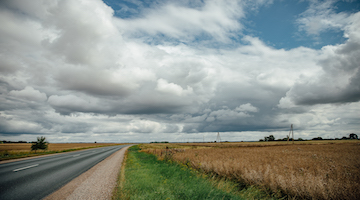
[0,143,126,161]
[0,143,122,151]
[141,140,360,200]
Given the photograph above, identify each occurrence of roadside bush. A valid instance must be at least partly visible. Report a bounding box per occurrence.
[31,136,48,152]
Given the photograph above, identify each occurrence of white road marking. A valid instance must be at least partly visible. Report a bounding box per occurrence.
[13,164,39,172]
[73,154,81,157]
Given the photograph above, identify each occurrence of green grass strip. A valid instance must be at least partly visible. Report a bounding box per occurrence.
[115,145,245,200]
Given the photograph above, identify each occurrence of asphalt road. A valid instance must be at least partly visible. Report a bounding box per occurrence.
[0,145,129,200]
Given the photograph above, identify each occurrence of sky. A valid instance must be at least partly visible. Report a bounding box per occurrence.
[0,0,359,143]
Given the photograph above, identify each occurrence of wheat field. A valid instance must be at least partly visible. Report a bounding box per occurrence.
[0,143,122,151]
[141,141,360,200]
[0,143,124,160]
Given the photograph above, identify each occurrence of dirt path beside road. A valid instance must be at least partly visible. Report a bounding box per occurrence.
[44,145,131,200]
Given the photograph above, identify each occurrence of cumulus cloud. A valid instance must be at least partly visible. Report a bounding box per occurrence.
[280,11,360,106]
[48,94,103,115]
[42,0,118,66]
[0,117,44,135]
[115,0,244,43]
[296,0,350,36]
[156,78,193,96]
[0,0,359,142]
[236,103,259,113]
[128,119,162,133]
[9,86,47,102]
[209,108,251,121]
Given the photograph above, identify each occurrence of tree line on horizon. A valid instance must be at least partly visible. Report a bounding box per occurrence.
[260,133,358,142]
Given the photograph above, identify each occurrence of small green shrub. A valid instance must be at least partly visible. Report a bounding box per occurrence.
[31,136,49,152]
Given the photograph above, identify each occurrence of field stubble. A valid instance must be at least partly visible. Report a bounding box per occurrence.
[141,141,360,200]
[0,143,125,161]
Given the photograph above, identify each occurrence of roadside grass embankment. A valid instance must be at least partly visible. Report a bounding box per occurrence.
[0,143,128,161]
[115,145,274,200]
[141,141,360,200]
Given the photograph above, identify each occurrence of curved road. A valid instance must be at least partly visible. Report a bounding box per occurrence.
[0,145,129,200]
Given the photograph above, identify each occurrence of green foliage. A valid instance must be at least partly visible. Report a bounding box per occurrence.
[31,136,49,152]
[349,133,358,139]
[116,145,245,200]
[264,135,275,141]
[150,141,169,143]
[312,137,323,140]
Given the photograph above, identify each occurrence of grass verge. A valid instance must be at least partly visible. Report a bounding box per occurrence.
[114,145,274,200]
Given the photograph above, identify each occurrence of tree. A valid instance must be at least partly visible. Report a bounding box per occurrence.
[268,135,275,141]
[349,133,358,139]
[312,137,323,140]
[264,135,275,141]
[31,136,49,152]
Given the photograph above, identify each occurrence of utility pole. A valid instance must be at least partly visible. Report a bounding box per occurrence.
[216,132,221,143]
[288,124,294,144]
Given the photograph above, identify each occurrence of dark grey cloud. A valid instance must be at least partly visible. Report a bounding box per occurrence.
[61,122,91,134]
[282,39,360,106]
[55,69,132,97]
[280,11,360,106]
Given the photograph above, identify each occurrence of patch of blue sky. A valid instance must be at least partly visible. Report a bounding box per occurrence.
[296,28,347,49]
[103,0,178,18]
[243,1,306,49]
[333,0,360,13]
[103,0,358,50]
[103,0,146,18]
[244,0,360,50]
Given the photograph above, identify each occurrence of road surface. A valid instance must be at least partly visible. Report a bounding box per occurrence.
[0,145,129,200]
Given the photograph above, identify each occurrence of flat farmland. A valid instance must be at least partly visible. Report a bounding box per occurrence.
[0,143,126,161]
[141,140,360,200]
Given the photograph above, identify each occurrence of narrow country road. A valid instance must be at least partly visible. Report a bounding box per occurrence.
[0,145,130,200]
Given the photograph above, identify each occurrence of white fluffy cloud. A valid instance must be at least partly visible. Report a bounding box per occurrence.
[116,0,244,42]
[0,0,359,142]
[236,103,259,113]
[156,78,193,96]
[9,86,47,102]
[296,0,350,36]
[280,12,360,107]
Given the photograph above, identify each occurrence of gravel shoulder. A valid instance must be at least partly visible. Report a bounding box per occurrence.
[44,145,132,200]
